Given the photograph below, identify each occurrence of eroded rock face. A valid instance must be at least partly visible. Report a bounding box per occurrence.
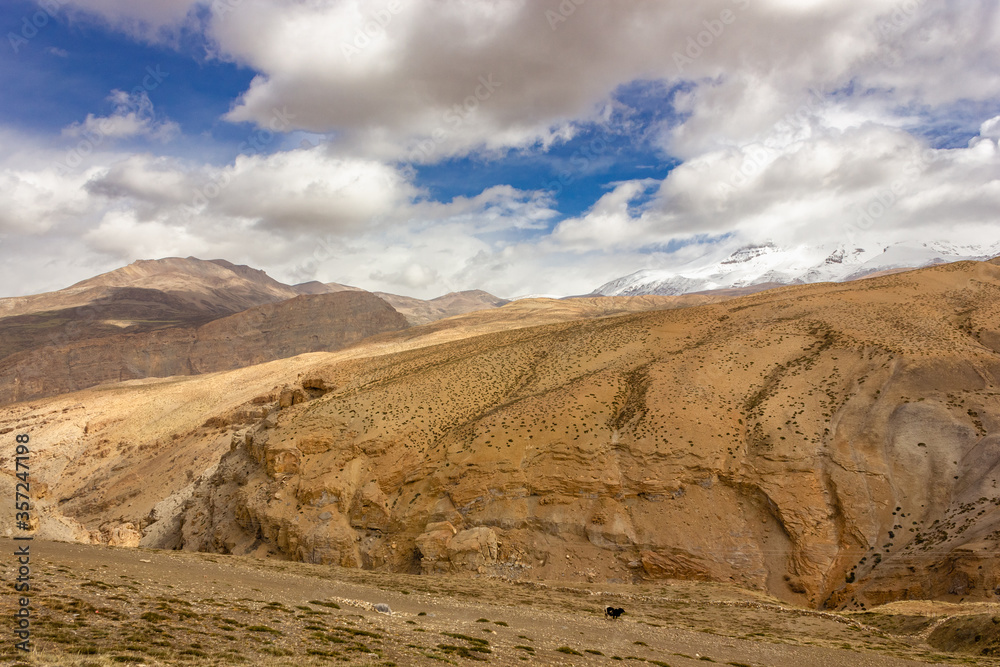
[413,524,499,573]
[11,260,1000,609]
[448,527,500,572]
[415,522,459,571]
[173,262,1000,607]
[640,550,715,581]
[105,522,142,547]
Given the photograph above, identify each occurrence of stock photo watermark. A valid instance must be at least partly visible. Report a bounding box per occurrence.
[406,74,502,164]
[341,0,404,62]
[211,0,245,19]
[673,0,751,73]
[11,432,33,652]
[546,0,588,31]
[7,0,67,53]
[185,106,296,213]
[858,0,927,68]
[54,68,169,174]
[853,148,935,231]
[875,0,926,38]
[715,87,827,196]
[543,135,609,196]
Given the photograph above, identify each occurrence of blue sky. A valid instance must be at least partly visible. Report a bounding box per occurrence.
[3,1,254,157]
[0,0,998,298]
[1,3,680,216]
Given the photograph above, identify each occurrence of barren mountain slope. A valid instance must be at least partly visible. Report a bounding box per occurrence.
[0,258,521,405]
[352,293,738,353]
[0,294,699,547]
[0,258,327,390]
[376,290,510,325]
[0,291,408,405]
[181,260,1000,609]
[0,257,308,320]
[4,260,1000,612]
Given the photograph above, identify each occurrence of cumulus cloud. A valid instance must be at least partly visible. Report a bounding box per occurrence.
[63,90,179,143]
[552,121,1000,257]
[46,1,1000,164]
[84,148,421,234]
[0,133,564,297]
[0,167,98,235]
[209,0,711,159]
[198,0,1000,164]
[982,115,1000,141]
[3,0,1000,300]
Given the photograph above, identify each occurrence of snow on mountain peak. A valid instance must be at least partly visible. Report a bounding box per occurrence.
[720,242,779,265]
[593,240,1000,297]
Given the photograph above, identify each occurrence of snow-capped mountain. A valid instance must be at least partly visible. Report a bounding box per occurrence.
[593,241,1000,297]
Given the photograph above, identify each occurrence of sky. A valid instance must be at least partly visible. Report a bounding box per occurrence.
[0,0,998,299]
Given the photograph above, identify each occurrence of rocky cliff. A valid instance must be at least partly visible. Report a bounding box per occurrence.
[175,260,1000,609]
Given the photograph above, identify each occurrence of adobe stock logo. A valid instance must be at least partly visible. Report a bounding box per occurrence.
[853,149,935,232]
[545,0,588,31]
[407,74,502,164]
[184,106,296,214]
[8,0,68,53]
[340,1,405,62]
[54,68,170,174]
[673,0,751,73]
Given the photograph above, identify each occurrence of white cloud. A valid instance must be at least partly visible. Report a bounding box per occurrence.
[2,111,999,300]
[63,90,179,143]
[3,0,1000,300]
[57,0,203,42]
[46,1,1000,165]
[982,115,1000,141]
[550,121,1000,259]
[0,167,98,234]
[0,133,564,297]
[84,148,421,234]
[195,0,1000,165]
[208,0,710,159]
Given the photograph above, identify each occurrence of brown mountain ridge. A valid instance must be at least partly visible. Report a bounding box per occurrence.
[0,257,513,404]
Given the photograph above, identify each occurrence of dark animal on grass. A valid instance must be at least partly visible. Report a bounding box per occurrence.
[605,606,624,619]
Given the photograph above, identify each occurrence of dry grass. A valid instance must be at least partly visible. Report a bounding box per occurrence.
[2,539,994,666]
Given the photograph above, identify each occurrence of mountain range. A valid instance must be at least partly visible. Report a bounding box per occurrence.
[0,258,506,404]
[3,254,1000,615]
[593,240,1000,296]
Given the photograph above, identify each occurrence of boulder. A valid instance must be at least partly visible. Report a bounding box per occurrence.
[106,522,142,548]
[448,527,499,571]
[278,387,307,409]
[415,521,458,569]
[265,446,300,476]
